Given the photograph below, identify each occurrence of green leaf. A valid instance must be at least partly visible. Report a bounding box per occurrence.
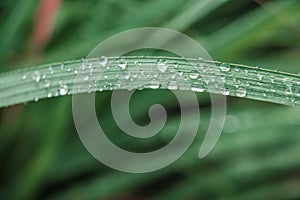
[0,56,299,108]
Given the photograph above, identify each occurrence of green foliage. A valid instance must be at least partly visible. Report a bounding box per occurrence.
[0,0,300,200]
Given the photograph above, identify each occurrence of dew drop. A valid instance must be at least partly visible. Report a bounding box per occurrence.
[167,81,178,90]
[220,63,230,72]
[173,62,179,69]
[99,56,108,66]
[131,71,138,78]
[134,61,142,67]
[236,87,247,97]
[34,97,39,102]
[157,59,168,72]
[137,85,144,90]
[170,73,176,79]
[118,59,127,69]
[43,80,50,88]
[124,71,130,80]
[177,72,183,77]
[32,71,41,83]
[149,79,160,89]
[59,85,69,95]
[257,74,263,81]
[189,71,199,79]
[84,76,89,81]
[222,89,230,96]
[198,58,204,67]
[21,75,27,80]
[234,68,240,72]
[48,66,54,74]
[153,70,159,78]
[286,85,292,95]
[191,87,204,92]
[80,63,86,71]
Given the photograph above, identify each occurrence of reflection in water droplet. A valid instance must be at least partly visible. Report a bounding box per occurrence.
[236,87,247,97]
[134,61,142,67]
[124,71,130,80]
[257,74,263,81]
[222,89,230,96]
[157,59,168,72]
[49,66,54,74]
[99,56,108,66]
[32,71,41,83]
[198,58,204,67]
[118,59,127,69]
[43,80,50,88]
[220,63,230,72]
[191,87,204,92]
[84,76,89,81]
[170,73,176,79]
[286,84,292,95]
[137,84,144,90]
[149,79,160,89]
[59,85,69,95]
[167,81,178,90]
[189,70,199,79]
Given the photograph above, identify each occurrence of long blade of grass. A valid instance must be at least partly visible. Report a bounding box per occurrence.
[0,56,299,108]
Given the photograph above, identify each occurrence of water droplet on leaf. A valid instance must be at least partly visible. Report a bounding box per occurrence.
[220,64,230,72]
[157,59,168,72]
[99,56,108,66]
[32,71,41,83]
[189,70,199,79]
[118,59,127,69]
[44,80,50,88]
[59,85,69,95]
[124,71,130,80]
[236,87,247,97]
[149,79,160,89]
[167,81,178,90]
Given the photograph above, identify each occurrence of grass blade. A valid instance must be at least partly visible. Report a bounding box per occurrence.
[0,56,299,108]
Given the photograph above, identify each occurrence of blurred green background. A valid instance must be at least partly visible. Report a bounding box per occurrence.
[0,0,300,199]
